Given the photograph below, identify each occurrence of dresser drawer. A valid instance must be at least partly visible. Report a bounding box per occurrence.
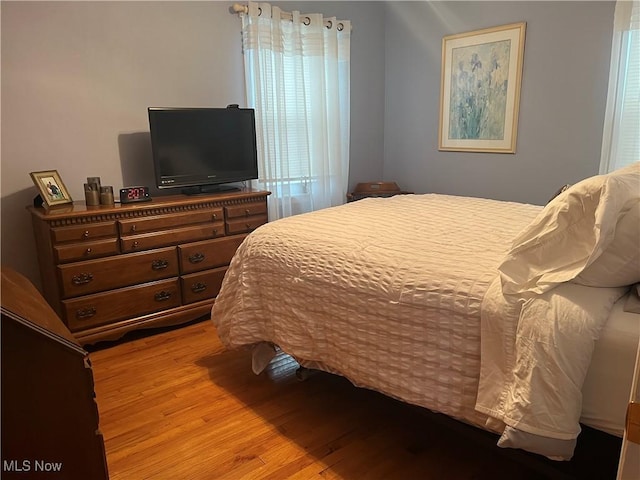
[121,223,225,253]
[51,221,117,244]
[178,235,247,274]
[225,201,268,219]
[181,267,227,304]
[63,278,181,331]
[118,209,223,235]
[54,238,120,263]
[226,215,268,235]
[58,247,178,298]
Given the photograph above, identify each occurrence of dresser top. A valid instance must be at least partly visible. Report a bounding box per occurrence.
[28,189,270,221]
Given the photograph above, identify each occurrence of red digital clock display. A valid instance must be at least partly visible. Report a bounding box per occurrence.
[119,186,151,204]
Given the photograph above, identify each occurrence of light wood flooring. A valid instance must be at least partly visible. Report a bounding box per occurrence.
[89,320,619,480]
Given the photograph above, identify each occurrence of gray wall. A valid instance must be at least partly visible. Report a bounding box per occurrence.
[0,1,615,288]
[0,1,386,287]
[383,1,614,204]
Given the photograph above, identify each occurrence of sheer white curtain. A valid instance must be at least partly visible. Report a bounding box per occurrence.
[241,2,351,220]
[600,0,640,173]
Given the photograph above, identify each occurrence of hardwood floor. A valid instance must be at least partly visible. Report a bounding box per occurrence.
[89,320,619,480]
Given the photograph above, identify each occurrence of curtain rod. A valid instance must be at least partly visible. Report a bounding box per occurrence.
[231,3,346,30]
[232,3,295,22]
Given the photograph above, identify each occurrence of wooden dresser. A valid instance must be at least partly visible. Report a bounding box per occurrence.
[1,267,109,479]
[28,189,269,345]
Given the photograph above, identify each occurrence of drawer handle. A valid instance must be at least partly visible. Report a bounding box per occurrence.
[245,209,251,216]
[84,248,92,255]
[82,231,90,239]
[131,224,137,232]
[191,282,207,293]
[213,228,219,236]
[246,223,252,230]
[132,241,139,249]
[154,291,172,302]
[189,253,205,264]
[76,307,96,319]
[151,259,169,270]
[212,213,218,221]
[71,273,94,285]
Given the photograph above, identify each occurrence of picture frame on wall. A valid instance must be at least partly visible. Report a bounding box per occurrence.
[30,170,73,207]
[439,22,526,153]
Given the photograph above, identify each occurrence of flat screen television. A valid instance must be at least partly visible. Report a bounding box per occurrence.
[148,107,259,195]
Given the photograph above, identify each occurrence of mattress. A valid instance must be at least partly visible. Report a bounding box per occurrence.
[582,292,640,436]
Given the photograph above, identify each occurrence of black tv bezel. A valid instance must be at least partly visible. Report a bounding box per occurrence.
[148,107,259,194]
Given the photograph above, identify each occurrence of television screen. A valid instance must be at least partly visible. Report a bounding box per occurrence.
[148,107,259,194]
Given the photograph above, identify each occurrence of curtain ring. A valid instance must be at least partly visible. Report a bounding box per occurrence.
[337,22,344,32]
[326,20,333,29]
[303,16,310,26]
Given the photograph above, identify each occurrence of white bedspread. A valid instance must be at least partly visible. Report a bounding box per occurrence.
[212,194,540,429]
[211,193,629,460]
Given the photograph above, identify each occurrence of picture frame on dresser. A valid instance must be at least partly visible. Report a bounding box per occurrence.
[30,170,73,207]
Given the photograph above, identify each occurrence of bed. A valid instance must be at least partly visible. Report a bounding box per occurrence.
[211,162,640,461]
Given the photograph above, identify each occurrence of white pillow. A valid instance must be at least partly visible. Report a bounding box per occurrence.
[499,162,640,295]
[574,201,640,287]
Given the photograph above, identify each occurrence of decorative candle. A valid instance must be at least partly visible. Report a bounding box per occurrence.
[84,183,100,206]
[100,186,115,206]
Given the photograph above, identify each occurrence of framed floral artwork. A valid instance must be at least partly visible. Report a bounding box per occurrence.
[439,22,526,153]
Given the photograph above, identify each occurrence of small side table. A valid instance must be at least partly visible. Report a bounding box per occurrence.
[347,181,413,202]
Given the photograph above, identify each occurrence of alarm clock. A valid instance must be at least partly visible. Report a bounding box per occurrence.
[119,186,151,204]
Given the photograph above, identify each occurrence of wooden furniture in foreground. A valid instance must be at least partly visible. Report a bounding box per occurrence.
[618,337,640,478]
[347,181,413,202]
[1,267,109,480]
[28,189,269,345]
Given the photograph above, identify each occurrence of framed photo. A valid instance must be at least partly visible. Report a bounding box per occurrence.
[30,170,73,207]
[439,22,526,153]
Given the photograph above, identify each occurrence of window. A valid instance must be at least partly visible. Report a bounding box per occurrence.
[600,1,640,173]
[240,2,351,220]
